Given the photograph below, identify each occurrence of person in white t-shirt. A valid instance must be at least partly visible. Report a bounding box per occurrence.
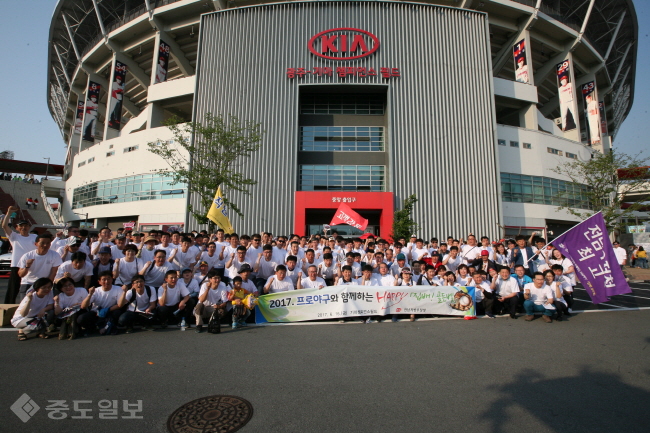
[612,241,627,269]
[90,227,114,259]
[79,271,123,335]
[2,209,37,303]
[138,236,160,264]
[317,253,338,286]
[53,277,87,340]
[298,265,327,290]
[392,268,416,322]
[117,274,157,333]
[372,262,394,287]
[157,270,192,328]
[12,278,55,340]
[54,251,93,289]
[17,233,63,302]
[460,235,481,265]
[264,264,296,294]
[490,267,520,319]
[442,246,462,273]
[523,272,555,322]
[194,271,230,333]
[140,250,172,289]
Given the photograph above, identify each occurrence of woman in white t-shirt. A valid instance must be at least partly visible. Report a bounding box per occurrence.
[547,249,576,286]
[393,268,416,322]
[54,277,88,340]
[113,244,141,286]
[493,243,512,271]
[12,278,55,340]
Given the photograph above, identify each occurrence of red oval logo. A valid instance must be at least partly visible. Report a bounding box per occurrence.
[308,28,380,61]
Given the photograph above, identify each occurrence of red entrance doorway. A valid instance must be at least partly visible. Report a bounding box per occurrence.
[294,192,394,239]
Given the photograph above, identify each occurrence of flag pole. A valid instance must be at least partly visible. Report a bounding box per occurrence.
[525,211,603,263]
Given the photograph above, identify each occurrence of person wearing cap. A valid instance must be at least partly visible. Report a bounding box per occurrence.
[56,236,84,262]
[138,235,160,263]
[91,246,115,287]
[110,235,128,260]
[180,267,200,300]
[129,231,144,247]
[194,261,211,287]
[237,263,258,295]
[2,206,37,303]
[194,270,230,333]
[55,251,93,289]
[390,253,408,277]
[471,250,497,274]
[16,232,62,302]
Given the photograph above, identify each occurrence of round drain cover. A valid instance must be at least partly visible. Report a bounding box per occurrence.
[167,395,253,433]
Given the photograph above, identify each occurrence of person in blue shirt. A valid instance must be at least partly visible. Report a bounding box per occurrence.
[511,265,533,312]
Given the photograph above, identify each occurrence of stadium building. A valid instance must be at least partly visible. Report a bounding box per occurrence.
[47,0,638,239]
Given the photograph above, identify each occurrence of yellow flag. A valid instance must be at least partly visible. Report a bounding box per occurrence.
[206,186,234,233]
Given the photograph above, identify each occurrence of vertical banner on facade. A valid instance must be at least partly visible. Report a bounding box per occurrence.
[155,40,170,84]
[82,81,101,142]
[556,59,578,131]
[108,61,127,131]
[513,39,530,84]
[581,81,601,145]
[598,101,608,134]
[552,212,631,303]
[73,99,84,135]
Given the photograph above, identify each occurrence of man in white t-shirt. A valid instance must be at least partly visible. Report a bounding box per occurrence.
[17,233,63,302]
[194,271,230,333]
[79,271,123,335]
[264,265,296,294]
[54,251,93,289]
[298,265,327,290]
[612,241,628,269]
[2,208,37,303]
[523,272,555,322]
[157,270,192,328]
[12,278,55,339]
[460,235,481,265]
[490,267,520,319]
[372,263,394,287]
[117,274,157,333]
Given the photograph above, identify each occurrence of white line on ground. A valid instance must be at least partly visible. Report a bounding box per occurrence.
[571,298,626,308]
[574,286,650,300]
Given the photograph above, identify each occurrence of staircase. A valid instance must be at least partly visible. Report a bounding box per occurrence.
[0,180,55,227]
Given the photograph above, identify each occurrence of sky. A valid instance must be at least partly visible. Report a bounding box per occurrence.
[0,1,647,167]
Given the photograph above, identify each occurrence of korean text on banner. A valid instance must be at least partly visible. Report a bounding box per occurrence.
[552,212,631,303]
[207,186,234,234]
[255,285,476,323]
[329,203,368,231]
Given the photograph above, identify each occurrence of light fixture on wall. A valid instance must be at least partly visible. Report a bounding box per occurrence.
[190,25,195,38]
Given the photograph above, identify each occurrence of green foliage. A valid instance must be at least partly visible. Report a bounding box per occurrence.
[391,194,419,241]
[551,151,649,230]
[147,113,263,225]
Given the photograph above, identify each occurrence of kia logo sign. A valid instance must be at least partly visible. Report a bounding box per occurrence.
[308,28,380,60]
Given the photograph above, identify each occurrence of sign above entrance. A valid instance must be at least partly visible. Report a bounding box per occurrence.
[308,28,380,60]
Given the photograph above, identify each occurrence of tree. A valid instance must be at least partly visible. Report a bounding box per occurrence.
[148,113,263,225]
[551,151,649,230]
[391,194,419,241]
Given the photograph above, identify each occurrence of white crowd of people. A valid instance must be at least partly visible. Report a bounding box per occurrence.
[4,206,596,340]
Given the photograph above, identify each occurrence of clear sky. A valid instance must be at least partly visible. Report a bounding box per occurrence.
[0,1,647,166]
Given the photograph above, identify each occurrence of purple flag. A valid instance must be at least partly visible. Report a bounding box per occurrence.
[552,212,631,303]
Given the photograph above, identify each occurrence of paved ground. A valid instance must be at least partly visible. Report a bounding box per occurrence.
[1,277,650,433]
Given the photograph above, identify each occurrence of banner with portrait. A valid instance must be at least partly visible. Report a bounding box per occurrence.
[581,82,601,145]
[107,61,127,131]
[598,100,608,134]
[556,59,578,132]
[82,81,101,142]
[513,39,530,84]
[255,285,476,323]
[155,40,170,84]
[73,98,84,135]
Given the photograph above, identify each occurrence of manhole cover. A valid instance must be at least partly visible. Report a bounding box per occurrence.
[167,395,253,433]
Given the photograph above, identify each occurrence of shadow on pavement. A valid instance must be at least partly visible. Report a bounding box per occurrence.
[480,367,650,432]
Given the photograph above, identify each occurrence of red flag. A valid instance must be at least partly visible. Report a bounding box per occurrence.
[329,203,368,231]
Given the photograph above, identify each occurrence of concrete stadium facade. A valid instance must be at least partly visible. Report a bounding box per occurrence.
[46,0,638,239]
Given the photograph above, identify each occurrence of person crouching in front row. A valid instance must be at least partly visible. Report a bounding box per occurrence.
[117,274,157,333]
[157,270,193,329]
[78,271,123,336]
[194,270,230,333]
